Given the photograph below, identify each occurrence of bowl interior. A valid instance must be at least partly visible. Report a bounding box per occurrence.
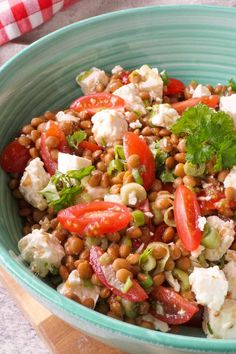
[1,5,236,353]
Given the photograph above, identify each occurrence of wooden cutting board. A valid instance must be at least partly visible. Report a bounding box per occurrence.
[0,267,126,354]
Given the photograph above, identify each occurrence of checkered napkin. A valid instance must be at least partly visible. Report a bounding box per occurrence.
[0,0,75,45]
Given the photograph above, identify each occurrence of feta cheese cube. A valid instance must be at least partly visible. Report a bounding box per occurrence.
[19,157,50,211]
[77,67,109,95]
[204,216,235,261]
[192,84,211,98]
[136,65,163,100]
[56,111,78,122]
[189,266,228,311]
[150,104,180,129]
[203,299,236,339]
[91,109,128,146]
[220,94,236,127]
[223,260,236,300]
[18,228,65,277]
[57,270,100,307]
[58,152,91,174]
[113,83,146,115]
[224,166,236,190]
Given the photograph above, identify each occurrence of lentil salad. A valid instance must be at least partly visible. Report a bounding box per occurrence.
[1,64,236,339]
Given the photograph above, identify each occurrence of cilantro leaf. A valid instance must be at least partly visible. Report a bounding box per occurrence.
[67,130,87,149]
[171,104,236,172]
[160,169,175,183]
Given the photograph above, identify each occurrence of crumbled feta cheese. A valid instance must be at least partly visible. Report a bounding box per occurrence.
[91,109,128,146]
[77,67,109,95]
[129,119,142,129]
[104,194,123,204]
[56,111,78,122]
[57,270,100,307]
[224,166,236,190]
[112,65,124,74]
[189,266,228,311]
[204,216,235,261]
[191,245,205,258]
[223,261,236,300]
[203,299,236,339]
[18,229,65,277]
[136,65,163,100]
[197,216,207,231]
[220,94,236,127]
[192,84,211,98]
[58,152,91,174]
[140,314,169,332]
[113,83,146,115]
[164,271,180,292]
[150,104,180,129]
[19,158,50,211]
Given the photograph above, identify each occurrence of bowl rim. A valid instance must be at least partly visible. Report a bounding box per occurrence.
[1,4,236,352]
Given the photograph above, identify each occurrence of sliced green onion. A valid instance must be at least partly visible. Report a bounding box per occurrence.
[132,168,143,185]
[107,159,124,175]
[160,70,169,85]
[132,210,145,227]
[184,161,205,177]
[138,273,153,289]
[164,206,176,227]
[172,268,190,292]
[121,299,138,319]
[99,253,112,265]
[114,144,125,160]
[122,276,133,293]
[147,242,170,274]
[201,224,221,249]
[76,70,92,84]
[141,254,156,272]
[139,247,153,266]
[122,236,132,248]
[207,322,214,335]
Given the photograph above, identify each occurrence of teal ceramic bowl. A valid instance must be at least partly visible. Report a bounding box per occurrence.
[1,5,236,353]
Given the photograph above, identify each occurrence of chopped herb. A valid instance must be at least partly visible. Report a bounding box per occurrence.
[133,110,142,117]
[171,104,236,172]
[107,159,124,175]
[227,78,236,92]
[150,140,168,167]
[67,130,87,149]
[160,169,175,183]
[160,70,169,85]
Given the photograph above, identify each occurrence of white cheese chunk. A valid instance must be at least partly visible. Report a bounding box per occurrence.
[113,83,146,115]
[18,229,65,278]
[192,84,211,98]
[111,65,124,74]
[197,216,207,231]
[204,216,235,261]
[56,111,78,122]
[136,65,163,100]
[57,270,100,307]
[104,194,123,204]
[129,119,142,129]
[58,152,91,174]
[223,261,236,300]
[91,109,128,146]
[203,299,236,339]
[224,166,236,190]
[189,266,228,311]
[19,157,50,211]
[77,67,109,95]
[140,314,169,332]
[150,104,180,129]
[220,94,236,127]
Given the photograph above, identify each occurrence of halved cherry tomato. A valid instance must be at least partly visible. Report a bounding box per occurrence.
[198,190,236,213]
[123,132,155,191]
[58,201,131,236]
[172,95,219,115]
[40,121,70,175]
[164,78,185,96]
[79,140,102,152]
[90,246,148,302]
[70,93,125,114]
[151,286,199,325]
[119,70,131,85]
[0,140,30,173]
[174,185,202,251]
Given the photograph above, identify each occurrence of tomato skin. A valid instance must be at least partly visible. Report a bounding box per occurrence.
[165,78,185,95]
[90,246,148,302]
[123,132,156,191]
[174,185,202,251]
[198,190,236,213]
[79,140,102,152]
[58,201,131,236]
[0,140,30,173]
[40,121,70,175]
[151,286,199,325]
[172,95,219,114]
[119,70,131,85]
[70,93,125,114]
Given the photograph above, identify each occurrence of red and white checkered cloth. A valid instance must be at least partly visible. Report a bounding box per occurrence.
[0,0,76,45]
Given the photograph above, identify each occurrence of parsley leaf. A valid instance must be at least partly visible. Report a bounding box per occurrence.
[227,78,236,92]
[67,130,87,149]
[160,169,175,183]
[171,104,236,172]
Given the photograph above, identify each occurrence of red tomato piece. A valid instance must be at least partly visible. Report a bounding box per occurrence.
[40,121,70,175]
[172,95,219,115]
[198,190,236,213]
[90,246,148,302]
[70,93,125,114]
[79,140,102,152]
[0,140,30,173]
[174,185,202,251]
[123,132,156,191]
[58,201,131,236]
[119,70,131,85]
[164,78,185,95]
[151,286,199,325]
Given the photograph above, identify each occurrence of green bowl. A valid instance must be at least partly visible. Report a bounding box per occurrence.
[1,5,236,353]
